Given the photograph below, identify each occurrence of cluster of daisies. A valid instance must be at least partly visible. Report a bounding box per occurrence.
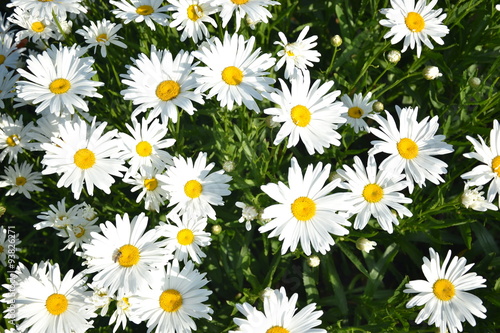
[0,0,496,332]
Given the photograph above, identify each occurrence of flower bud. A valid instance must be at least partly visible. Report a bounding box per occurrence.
[211,224,222,235]
[386,50,401,64]
[468,77,481,88]
[331,35,342,47]
[422,66,442,80]
[356,238,377,253]
[222,160,235,172]
[307,255,321,267]
[372,101,384,113]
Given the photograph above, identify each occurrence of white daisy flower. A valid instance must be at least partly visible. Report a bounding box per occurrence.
[340,92,377,133]
[0,161,44,199]
[40,117,127,200]
[461,119,500,205]
[110,0,170,31]
[0,226,21,266]
[168,0,219,43]
[129,260,213,333]
[124,166,170,212]
[2,261,96,333]
[0,114,35,164]
[230,286,326,333]
[16,44,104,116]
[121,47,204,124]
[118,116,175,177]
[81,212,172,296]
[86,283,113,317]
[192,31,275,113]
[379,0,450,58]
[35,197,82,230]
[263,70,347,155]
[369,105,454,193]
[7,0,87,21]
[336,155,412,234]
[109,295,134,333]
[0,66,20,108]
[213,0,279,31]
[259,157,351,255]
[274,25,321,79]
[0,33,24,70]
[156,213,211,264]
[235,201,259,231]
[76,19,127,58]
[404,248,487,333]
[461,182,498,212]
[7,7,58,43]
[60,213,101,253]
[158,152,232,220]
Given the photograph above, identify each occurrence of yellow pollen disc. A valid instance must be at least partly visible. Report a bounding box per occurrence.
[266,327,290,333]
[156,80,181,101]
[159,289,183,312]
[177,228,195,246]
[290,105,312,127]
[433,279,455,301]
[405,12,425,32]
[286,49,295,57]
[221,66,244,85]
[397,138,419,159]
[74,148,96,169]
[136,141,153,157]
[0,55,5,65]
[144,178,158,191]
[136,5,154,15]
[6,134,20,147]
[120,297,130,310]
[291,196,316,221]
[348,106,364,119]
[184,180,203,198]
[49,78,71,94]
[362,183,384,203]
[117,244,140,267]
[187,4,203,21]
[31,21,45,32]
[74,225,85,238]
[15,177,27,186]
[45,293,68,315]
[491,156,500,176]
[96,33,108,42]
[231,0,249,4]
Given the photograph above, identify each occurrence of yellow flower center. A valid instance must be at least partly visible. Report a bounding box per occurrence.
[156,80,181,101]
[286,48,295,57]
[119,297,130,310]
[15,176,27,186]
[177,228,195,245]
[49,78,71,94]
[0,55,5,65]
[348,106,364,119]
[144,178,158,191]
[96,33,108,42]
[433,279,455,301]
[231,0,249,4]
[31,21,45,32]
[117,244,140,267]
[187,4,203,21]
[267,327,290,333]
[136,5,154,15]
[6,134,20,147]
[221,66,244,85]
[184,180,203,198]
[291,196,316,221]
[290,105,312,127]
[362,183,384,203]
[159,289,183,312]
[397,138,419,159]
[74,225,85,238]
[45,293,68,315]
[74,148,96,169]
[136,141,153,157]
[491,156,500,176]
[405,12,425,32]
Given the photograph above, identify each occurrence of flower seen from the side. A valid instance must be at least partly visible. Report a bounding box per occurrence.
[0,161,44,199]
[109,295,134,333]
[461,182,498,212]
[340,92,377,133]
[110,0,170,31]
[235,201,259,230]
[356,237,377,253]
[168,0,219,43]
[76,19,127,57]
[213,0,279,31]
[422,65,442,80]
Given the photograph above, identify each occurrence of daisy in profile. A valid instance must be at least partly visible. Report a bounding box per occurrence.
[340,92,377,133]
[110,0,170,31]
[16,44,103,116]
[156,213,211,264]
[158,152,232,220]
[235,201,259,231]
[0,67,20,108]
[212,0,279,31]
[0,114,35,164]
[379,0,449,58]
[129,260,213,333]
[124,166,170,212]
[192,32,275,113]
[274,25,321,79]
[7,7,58,43]
[121,47,204,124]
[461,119,500,205]
[259,157,351,255]
[81,213,172,296]
[0,161,44,199]
[76,19,127,58]
[2,261,96,333]
[0,33,24,70]
[461,182,498,212]
[109,295,134,332]
[7,0,87,20]
[230,287,326,333]
[404,248,487,333]
[35,197,82,230]
[40,117,127,200]
[369,106,453,193]
[263,70,346,155]
[118,117,175,177]
[335,155,412,234]
[167,0,219,43]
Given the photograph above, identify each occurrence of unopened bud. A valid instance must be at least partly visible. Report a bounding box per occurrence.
[468,77,481,88]
[372,101,384,112]
[356,238,377,253]
[222,160,235,172]
[307,255,321,267]
[386,50,401,64]
[331,35,342,47]
[211,224,222,235]
[422,66,442,80]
